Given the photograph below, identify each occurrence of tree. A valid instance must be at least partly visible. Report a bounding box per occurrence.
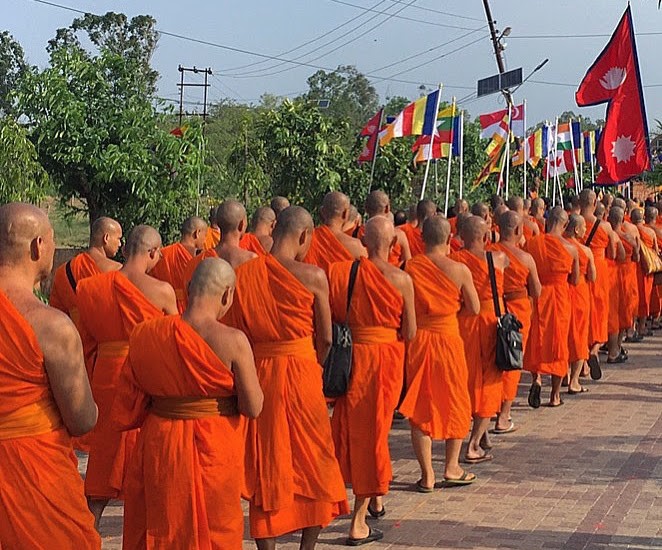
[0,31,30,116]
[0,117,49,204]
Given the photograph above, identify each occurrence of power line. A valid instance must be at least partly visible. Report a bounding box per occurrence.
[384,0,484,22]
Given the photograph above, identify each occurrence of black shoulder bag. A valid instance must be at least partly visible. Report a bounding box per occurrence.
[323,260,360,398]
[487,252,524,372]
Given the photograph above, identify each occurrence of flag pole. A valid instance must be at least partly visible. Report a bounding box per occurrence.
[444,97,456,216]
[590,130,596,184]
[544,121,551,199]
[420,84,443,201]
[505,102,513,200]
[459,109,465,199]
[569,118,580,196]
[552,117,559,206]
[523,99,528,199]
[578,116,584,192]
[368,107,384,192]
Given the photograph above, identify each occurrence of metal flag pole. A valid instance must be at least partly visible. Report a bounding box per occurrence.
[552,117,559,206]
[523,99,528,199]
[459,109,465,199]
[504,102,513,200]
[444,97,456,216]
[420,84,444,201]
[368,107,384,192]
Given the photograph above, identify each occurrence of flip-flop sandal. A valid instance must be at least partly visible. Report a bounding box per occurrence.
[528,383,542,408]
[367,504,386,518]
[567,387,589,395]
[489,421,518,434]
[415,479,434,493]
[588,354,602,380]
[443,471,477,486]
[346,527,384,546]
[463,453,493,464]
[607,354,627,364]
[547,399,564,407]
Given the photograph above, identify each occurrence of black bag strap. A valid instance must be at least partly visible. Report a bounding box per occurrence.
[585,219,601,247]
[65,260,77,293]
[486,252,502,319]
[345,260,360,320]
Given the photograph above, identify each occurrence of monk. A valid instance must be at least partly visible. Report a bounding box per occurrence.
[50,216,123,325]
[114,258,263,549]
[328,216,416,545]
[304,191,366,273]
[203,206,221,250]
[149,216,207,313]
[579,189,617,379]
[77,225,178,528]
[399,216,479,491]
[525,207,579,407]
[633,208,657,338]
[606,207,630,364]
[450,212,471,252]
[646,205,662,328]
[614,197,641,342]
[530,198,546,234]
[492,211,541,432]
[360,190,412,266]
[227,206,349,549]
[564,214,596,394]
[471,202,499,244]
[506,196,540,242]
[240,206,276,256]
[270,195,290,217]
[451,216,508,463]
[449,198,469,236]
[0,203,100,549]
[343,204,363,237]
[400,200,437,257]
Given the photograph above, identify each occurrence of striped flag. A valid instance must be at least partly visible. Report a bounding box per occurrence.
[485,114,510,157]
[412,105,458,164]
[473,141,506,187]
[379,90,441,146]
[480,103,525,139]
[583,130,596,163]
[512,129,544,168]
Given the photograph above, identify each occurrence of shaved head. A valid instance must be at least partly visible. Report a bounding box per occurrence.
[251,206,276,229]
[566,213,586,237]
[595,202,606,220]
[270,196,290,216]
[365,190,390,217]
[531,198,545,215]
[455,199,469,215]
[498,210,521,239]
[608,206,624,228]
[417,199,437,222]
[455,212,472,235]
[124,225,161,258]
[578,189,597,209]
[216,200,247,234]
[188,257,235,300]
[363,215,395,252]
[546,206,568,231]
[490,194,505,211]
[90,217,122,247]
[321,191,350,222]
[505,196,524,213]
[347,205,360,223]
[181,216,207,236]
[422,216,451,247]
[644,206,658,224]
[470,202,489,220]
[459,215,488,245]
[612,198,626,210]
[493,204,509,225]
[631,208,644,224]
[272,206,314,239]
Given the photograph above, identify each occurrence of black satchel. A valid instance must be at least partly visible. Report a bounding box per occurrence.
[322,260,360,398]
[487,252,524,372]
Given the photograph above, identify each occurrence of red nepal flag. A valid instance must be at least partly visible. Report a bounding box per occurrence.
[358,109,383,164]
[575,6,651,184]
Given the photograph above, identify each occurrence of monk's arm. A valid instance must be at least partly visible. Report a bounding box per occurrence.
[38,312,98,436]
[526,257,542,299]
[568,247,580,286]
[230,331,264,419]
[161,283,179,315]
[398,272,417,341]
[397,230,412,261]
[459,265,480,315]
[615,238,626,263]
[606,223,618,259]
[586,249,597,283]
[311,272,333,364]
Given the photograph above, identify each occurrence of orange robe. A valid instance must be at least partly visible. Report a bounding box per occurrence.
[584,222,610,344]
[493,244,532,402]
[77,272,163,500]
[227,255,348,538]
[0,291,100,549]
[522,220,536,242]
[180,249,219,310]
[533,216,545,234]
[450,250,504,419]
[449,216,458,236]
[450,236,463,253]
[399,255,471,440]
[49,251,101,326]
[113,316,245,550]
[400,223,425,257]
[607,255,621,336]
[303,225,354,273]
[203,227,220,250]
[328,258,405,497]
[619,238,638,330]
[566,240,591,362]
[240,233,267,256]
[149,242,194,313]
[525,235,573,377]
[636,227,655,318]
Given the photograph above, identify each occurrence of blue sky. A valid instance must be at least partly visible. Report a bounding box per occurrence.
[6,0,662,129]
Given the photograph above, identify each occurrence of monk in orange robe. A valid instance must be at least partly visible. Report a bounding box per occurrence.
[149,216,207,313]
[530,198,547,234]
[505,196,540,243]
[471,202,500,244]
[77,225,178,528]
[227,206,349,548]
[451,216,508,462]
[270,195,290,217]
[304,191,366,273]
[0,203,100,549]
[203,206,221,250]
[328,216,415,545]
[343,204,363,237]
[492,211,541,432]
[525,207,579,407]
[579,189,617,379]
[615,198,641,340]
[399,199,437,257]
[359,190,412,266]
[240,206,276,256]
[399,216,479,491]
[632,208,657,338]
[448,198,469,237]
[182,200,258,308]
[606,207,631,363]
[564,214,596,394]
[647,205,662,326]
[114,258,264,550]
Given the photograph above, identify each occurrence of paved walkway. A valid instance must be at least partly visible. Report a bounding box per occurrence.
[94,332,662,549]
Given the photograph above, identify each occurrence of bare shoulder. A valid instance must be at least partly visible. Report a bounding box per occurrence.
[562,239,579,258]
[286,259,328,294]
[441,257,469,288]
[98,257,122,272]
[204,323,251,366]
[23,298,80,350]
[379,261,411,294]
[338,232,367,257]
[491,249,509,269]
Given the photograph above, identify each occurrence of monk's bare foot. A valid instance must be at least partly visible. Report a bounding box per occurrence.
[444,465,468,480]
[480,431,492,450]
[349,523,371,540]
[368,496,384,515]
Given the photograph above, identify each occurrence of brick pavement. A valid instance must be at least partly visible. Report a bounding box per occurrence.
[93,332,662,549]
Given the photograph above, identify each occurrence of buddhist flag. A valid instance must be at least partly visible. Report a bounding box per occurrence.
[512,129,543,168]
[380,89,441,146]
[480,103,525,139]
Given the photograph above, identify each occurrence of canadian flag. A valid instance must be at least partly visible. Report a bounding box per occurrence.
[358,109,383,164]
[544,150,576,177]
[575,6,651,183]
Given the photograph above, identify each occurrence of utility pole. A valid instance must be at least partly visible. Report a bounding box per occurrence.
[176,66,212,126]
[482,0,511,105]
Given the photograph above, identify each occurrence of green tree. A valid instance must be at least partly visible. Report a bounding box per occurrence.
[0,31,30,116]
[0,117,49,204]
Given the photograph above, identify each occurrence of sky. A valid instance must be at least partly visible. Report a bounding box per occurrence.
[6,0,662,130]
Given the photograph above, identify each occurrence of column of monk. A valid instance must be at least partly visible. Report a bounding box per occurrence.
[399,216,479,491]
[240,206,276,256]
[632,208,657,339]
[226,206,349,550]
[360,190,412,266]
[327,216,416,545]
[113,258,264,549]
[646,205,662,330]
[77,225,178,528]
[505,196,540,242]
[605,207,630,364]
[0,203,100,548]
[149,216,207,313]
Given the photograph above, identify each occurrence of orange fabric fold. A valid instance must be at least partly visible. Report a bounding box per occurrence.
[303,225,354,273]
[618,237,638,330]
[49,252,100,320]
[584,222,610,344]
[227,255,349,538]
[180,248,219,311]
[240,233,267,256]
[149,242,194,313]
[636,227,655,318]
[399,223,425,257]
[399,255,471,440]
[203,227,221,250]
[0,398,62,440]
[567,240,591,362]
[607,258,621,335]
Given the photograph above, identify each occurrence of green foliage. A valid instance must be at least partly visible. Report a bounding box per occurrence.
[0,117,49,204]
[0,31,31,116]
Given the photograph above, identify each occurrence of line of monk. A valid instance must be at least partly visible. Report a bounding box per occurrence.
[1,185,660,549]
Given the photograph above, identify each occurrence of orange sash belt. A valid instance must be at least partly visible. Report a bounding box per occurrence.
[504,288,529,302]
[98,340,130,359]
[0,398,63,440]
[150,396,239,419]
[252,336,315,359]
[540,273,569,286]
[351,326,398,344]
[417,314,458,333]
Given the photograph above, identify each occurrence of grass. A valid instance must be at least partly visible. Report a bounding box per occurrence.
[42,197,89,249]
